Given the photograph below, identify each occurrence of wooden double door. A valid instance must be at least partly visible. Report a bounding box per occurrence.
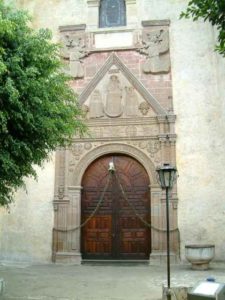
[81,154,151,260]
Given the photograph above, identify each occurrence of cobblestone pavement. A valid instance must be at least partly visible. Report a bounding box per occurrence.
[1,262,225,300]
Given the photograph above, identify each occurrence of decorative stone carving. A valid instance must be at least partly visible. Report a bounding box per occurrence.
[139,29,170,74]
[138,140,161,158]
[61,34,88,78]
[71,143,83,156]
[146,140,161,157]
[139,101,150,115]
[79,53,167,116]
[139,141,146,149]
[105,75,123,117]
[84,143,92,150]
[89,90,104,118]
[125,86,138,117]
[58,186,65,200]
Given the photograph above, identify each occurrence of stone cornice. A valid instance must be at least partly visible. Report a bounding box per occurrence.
[72,136,160,143]
[59,24,86,32]
[157,115,167,123]
[85,117,158,127]
[142,20,170,27]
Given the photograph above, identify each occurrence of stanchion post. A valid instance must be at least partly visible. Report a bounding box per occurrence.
[156,163,177,300]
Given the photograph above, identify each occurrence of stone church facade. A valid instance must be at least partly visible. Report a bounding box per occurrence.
[0,0,225,264]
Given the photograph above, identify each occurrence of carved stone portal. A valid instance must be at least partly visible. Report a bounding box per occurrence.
[53,33,177,264]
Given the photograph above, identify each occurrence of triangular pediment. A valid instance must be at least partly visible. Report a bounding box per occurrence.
[79,53,167,117]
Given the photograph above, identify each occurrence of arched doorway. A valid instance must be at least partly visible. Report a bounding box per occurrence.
[81,154,151,260]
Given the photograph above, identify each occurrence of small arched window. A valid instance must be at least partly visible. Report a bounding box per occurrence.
[99,0,126,28]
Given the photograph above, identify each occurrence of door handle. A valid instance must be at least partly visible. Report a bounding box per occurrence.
[111,233,115,238]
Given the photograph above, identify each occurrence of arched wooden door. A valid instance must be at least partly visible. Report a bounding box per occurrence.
[81,154,151,260]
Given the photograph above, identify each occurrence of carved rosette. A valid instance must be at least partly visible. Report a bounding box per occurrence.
[139,102,150,116]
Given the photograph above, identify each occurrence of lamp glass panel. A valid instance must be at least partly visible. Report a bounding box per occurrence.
[170,170,176,188]
[164,171,170,188]
[158,170,165,188]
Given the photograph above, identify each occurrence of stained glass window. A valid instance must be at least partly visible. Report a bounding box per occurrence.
[99,0,126,28]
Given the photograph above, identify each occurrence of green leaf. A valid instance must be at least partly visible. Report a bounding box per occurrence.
[0,1,87,206]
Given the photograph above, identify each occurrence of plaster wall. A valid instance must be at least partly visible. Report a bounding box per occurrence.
[1,0,225,262]
[0,157,55,263]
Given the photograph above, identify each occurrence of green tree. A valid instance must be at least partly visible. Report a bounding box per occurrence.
[0,1,86,206]
[180,0,225,56]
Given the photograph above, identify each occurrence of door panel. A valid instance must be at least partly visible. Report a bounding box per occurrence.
[81,154,151,259]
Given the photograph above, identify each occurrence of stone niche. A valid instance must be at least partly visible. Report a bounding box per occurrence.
[53,21,178,264]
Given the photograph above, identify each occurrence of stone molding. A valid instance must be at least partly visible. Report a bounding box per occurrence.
[68,186,83,191]
[79,52,167,115]
[85,117,158,127]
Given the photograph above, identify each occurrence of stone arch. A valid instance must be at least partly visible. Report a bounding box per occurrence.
[71,143,158,186]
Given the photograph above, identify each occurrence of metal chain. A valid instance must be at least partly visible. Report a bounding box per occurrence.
[114,172,179,233]
[53,170,178,234]
[53,173,112,233]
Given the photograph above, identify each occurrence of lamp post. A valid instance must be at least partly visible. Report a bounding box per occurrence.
[156,163,177,300]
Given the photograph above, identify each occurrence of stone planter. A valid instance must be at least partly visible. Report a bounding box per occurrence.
[185,244,215,270]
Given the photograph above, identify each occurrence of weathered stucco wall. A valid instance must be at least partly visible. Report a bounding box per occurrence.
[1,0,225,262]
[0,157,55,263]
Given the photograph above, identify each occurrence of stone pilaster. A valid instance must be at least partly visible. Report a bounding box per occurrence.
[54,186,82,264]
[150,185,162,255]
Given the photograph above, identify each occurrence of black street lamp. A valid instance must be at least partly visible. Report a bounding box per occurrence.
[156,163,177,300]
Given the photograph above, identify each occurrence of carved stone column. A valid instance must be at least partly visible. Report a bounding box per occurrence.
[125,0,138,27]
[87,0,100,30]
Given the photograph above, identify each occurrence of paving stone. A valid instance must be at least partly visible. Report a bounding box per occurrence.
[1,263,225,300]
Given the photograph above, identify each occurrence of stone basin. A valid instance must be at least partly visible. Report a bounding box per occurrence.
[185,244,215,270]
